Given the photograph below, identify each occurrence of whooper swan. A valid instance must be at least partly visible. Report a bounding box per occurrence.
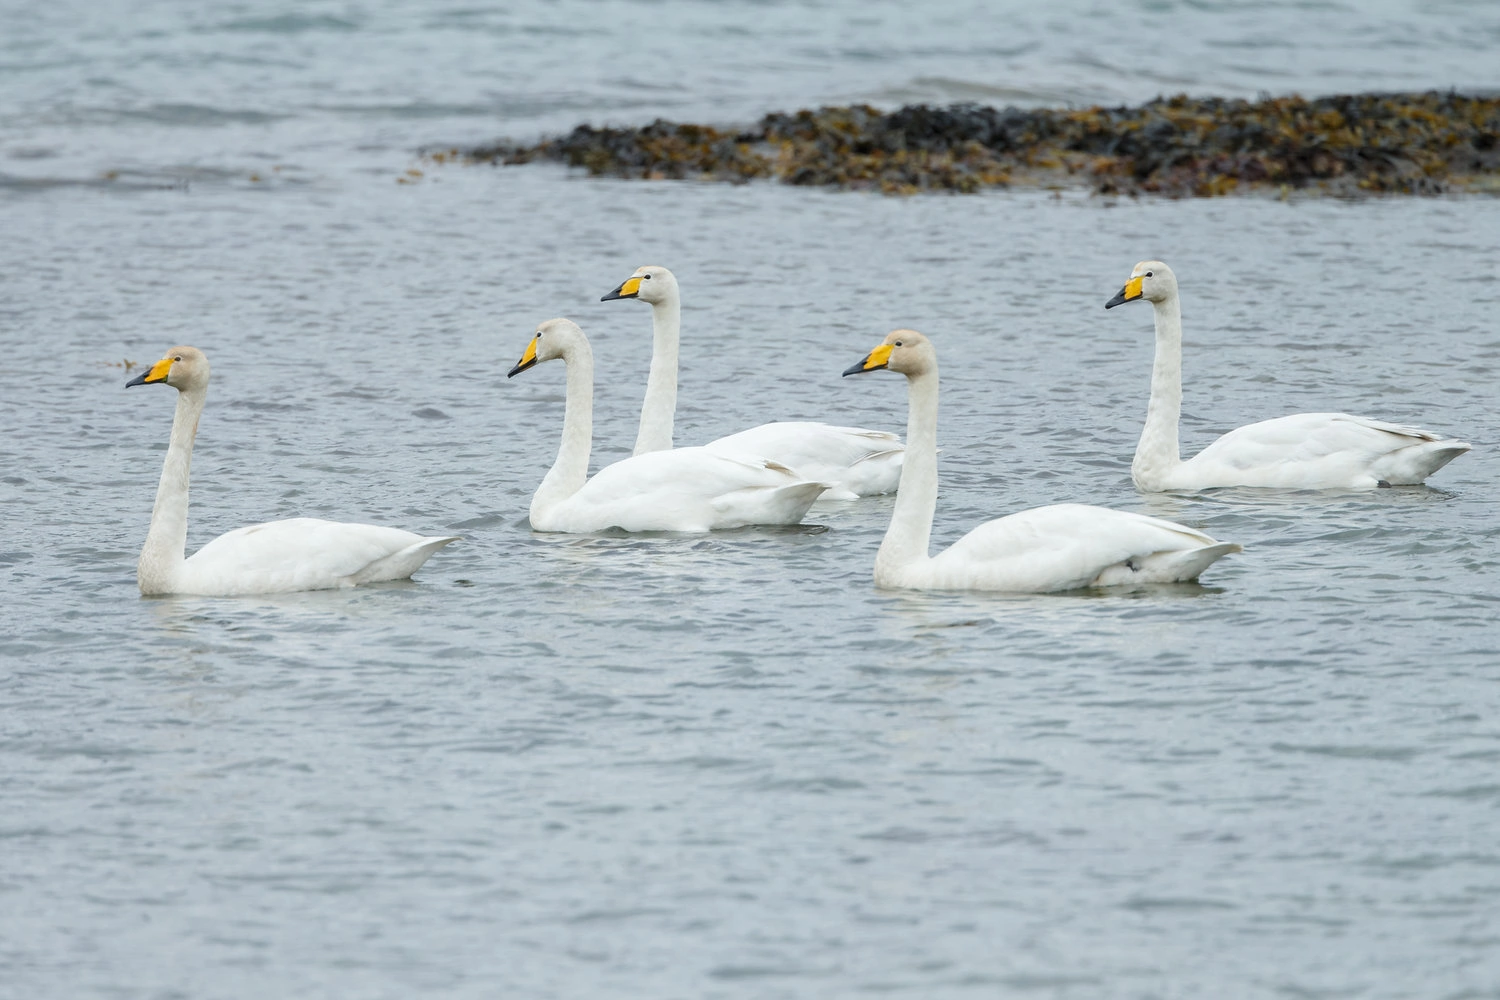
[127,346,457,596]
[842,331,1239,592]
[507,318,829,532]
[1106,260,1470,491]
[602,265,903,499]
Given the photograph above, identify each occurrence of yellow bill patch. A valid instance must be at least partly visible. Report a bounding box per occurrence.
[619,276,642,297]
[518,337,538,367]
[864,344,894,370]
[143,357,174,383]
[1124,276,1144,300]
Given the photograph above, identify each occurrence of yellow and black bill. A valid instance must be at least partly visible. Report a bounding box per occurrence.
[507,336,539,378]
[842,343,894,377]
[125,357,174,387]
[1105,275,1144,309]
[601,276,642,301]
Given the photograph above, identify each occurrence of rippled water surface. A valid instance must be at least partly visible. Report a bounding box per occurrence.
[4,3,1500,998]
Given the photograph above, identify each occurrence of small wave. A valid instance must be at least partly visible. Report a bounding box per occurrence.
[869,76,1108,107]
[114,103,289,127]
[213,14,359,34]
[0,170,183,192]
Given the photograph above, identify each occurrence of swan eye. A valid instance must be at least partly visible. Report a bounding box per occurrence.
[173,355,182,361]
[1145,271,1153,278]
[894,340,903,347]
[642,274,652,280]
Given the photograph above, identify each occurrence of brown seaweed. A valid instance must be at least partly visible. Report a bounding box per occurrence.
[448,92,1500,197]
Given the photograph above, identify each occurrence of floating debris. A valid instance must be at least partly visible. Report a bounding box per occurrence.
[453,92,1500,197]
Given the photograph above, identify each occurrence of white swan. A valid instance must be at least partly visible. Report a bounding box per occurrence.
[127,347,457,596]
[1106,260,1470,490]
[508,318,829,532]
[601,265,903,499]
[842,331,1239,592]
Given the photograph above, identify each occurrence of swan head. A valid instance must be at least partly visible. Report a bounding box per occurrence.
[125,345,209,391]
[1105,260,1177,308]
[842,329,934,378]
[508,317,588,378]
[601,265,677,306]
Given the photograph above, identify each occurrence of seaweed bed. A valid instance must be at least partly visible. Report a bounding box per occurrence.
[448,92,1500,197]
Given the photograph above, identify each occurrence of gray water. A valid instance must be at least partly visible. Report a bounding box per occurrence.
[4,3,1500,998]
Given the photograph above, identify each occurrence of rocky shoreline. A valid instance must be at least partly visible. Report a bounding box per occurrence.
[448,92,1500,197]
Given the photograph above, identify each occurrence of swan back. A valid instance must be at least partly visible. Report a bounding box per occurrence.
[925,505,1236,592]
[178,519,458,596]
[1181,412,1471,489]
[707,422,904,500]
[539,447,826,533]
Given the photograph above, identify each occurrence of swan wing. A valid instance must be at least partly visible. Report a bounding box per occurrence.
[1185,412,1470,488]
[922,504,1235,592]
[180,517,457,595]
[541,447,828,532]
[707,421,904,499]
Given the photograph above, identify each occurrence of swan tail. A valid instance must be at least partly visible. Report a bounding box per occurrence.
[1145,541,1241,583]
[769,482,832,523]
[348,535,459,585]
[795,448,905,500]
[712,482,829,526]
[834,448,905,499]
[1373,439,1471,485]
[1094,541,1241,586]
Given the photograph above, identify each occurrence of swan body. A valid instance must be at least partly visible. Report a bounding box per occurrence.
[602,265,904,497]
[128,347,457,597]
[843,331,1239,593]
[1106,261,1470,491]
[1154,412,1472,490]
[165,519,457,596]
[509,318,828,533]
[708,421,904,501]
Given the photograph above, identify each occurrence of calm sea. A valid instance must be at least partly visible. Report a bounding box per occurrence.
[3,2,1499,997]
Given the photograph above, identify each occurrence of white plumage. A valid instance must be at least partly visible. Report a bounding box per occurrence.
[601,265,904,498]
[127,346,457,596]
[173,519,456,597]
[708,421,904,501]
[1106,260,1469,491]
[914,504,1239,593]
[844,330,1239,593]
[509,318,828,533]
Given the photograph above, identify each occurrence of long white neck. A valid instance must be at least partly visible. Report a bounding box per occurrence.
[1133,291,1183,488]
[531,344,595,523]
[138,386,206,594]
[634,291,679,455]
[875,366,939,584]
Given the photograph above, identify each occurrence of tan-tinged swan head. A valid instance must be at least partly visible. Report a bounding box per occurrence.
[126,345,209,391]
[508,317,587,378]
[601,264,677,306]
[841,329,935,379]
[1105,259,1177,309]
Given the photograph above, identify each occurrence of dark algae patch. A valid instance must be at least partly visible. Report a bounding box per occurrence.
[450,92,1500,197]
